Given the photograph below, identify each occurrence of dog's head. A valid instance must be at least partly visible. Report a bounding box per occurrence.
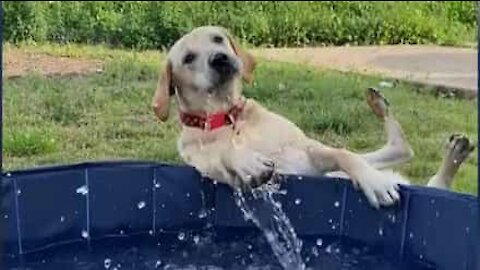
[152,26,256,121]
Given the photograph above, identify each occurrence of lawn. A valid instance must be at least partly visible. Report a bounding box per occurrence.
[2,44,477,195]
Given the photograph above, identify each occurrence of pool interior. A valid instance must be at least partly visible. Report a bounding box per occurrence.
[6,228,435,270]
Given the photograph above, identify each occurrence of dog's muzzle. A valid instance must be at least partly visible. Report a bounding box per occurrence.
[209,52,238,78]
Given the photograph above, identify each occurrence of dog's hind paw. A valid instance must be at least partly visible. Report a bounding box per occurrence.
[444,134,475,166]
[366,87,390,119]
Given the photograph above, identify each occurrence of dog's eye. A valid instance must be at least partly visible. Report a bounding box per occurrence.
[183,53,196,64]
[212,35,223,44]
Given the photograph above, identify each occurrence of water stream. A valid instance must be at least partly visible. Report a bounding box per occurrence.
[232,181,306,270]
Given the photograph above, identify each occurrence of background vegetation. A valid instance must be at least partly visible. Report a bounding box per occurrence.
[3,1,477,49]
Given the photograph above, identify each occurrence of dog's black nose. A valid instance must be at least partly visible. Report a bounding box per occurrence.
[209,53,235,74]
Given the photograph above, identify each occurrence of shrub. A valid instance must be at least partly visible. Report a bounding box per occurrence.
[2,1,477,48]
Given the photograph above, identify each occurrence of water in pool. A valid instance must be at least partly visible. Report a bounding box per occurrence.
[8,229,435,270]
[8,183,435,270]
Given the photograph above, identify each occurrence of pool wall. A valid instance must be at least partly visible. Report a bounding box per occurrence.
[1,161,478,269]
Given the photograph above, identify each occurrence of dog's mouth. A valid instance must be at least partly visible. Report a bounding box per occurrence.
[207,70,239,95]
[207,76,237,94]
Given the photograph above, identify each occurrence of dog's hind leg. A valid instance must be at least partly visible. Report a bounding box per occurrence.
[360,88,414,169]
[427,134,474,190]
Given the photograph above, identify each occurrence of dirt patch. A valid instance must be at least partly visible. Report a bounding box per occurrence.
[3,48,103,78]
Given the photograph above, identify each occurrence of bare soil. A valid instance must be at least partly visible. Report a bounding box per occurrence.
[3,48,103,78]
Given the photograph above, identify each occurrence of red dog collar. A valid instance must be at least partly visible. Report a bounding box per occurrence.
[179,101,245,131]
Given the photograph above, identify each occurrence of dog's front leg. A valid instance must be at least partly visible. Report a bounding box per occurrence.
[305,139,407,209]
[181,142,275,190]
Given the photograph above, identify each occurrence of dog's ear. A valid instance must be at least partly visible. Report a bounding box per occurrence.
[152,60,174,121]
[225,32,256,84]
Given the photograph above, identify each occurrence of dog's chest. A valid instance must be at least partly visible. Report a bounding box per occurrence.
[182,125,318,175]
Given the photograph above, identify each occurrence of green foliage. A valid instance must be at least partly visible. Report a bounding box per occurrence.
[2,1,477,48]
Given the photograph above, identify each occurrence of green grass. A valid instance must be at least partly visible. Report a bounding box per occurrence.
[2,44,477,196]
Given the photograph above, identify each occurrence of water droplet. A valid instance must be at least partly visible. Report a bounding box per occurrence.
[332,225,336,230]
[409,232,414,239]
[198,209,207,219]
[4,214,8,219]
[430,199,435,204]
[334,201,340,207]
[81,230,89,239]
[316,238,323,247]
[247,244,253,250]
[104,258,111,269]
[435,211,440,218]
[453,159,458,164]
[193,235,200,245]
[265,231,275,242]
[297,176,303,180]
[378,228,384,236]
[178,232,186,241]
[137,201,146,209]
[17,189,22,196]
[161,204,165,208]
[120,230,124,235]
[325,245,332,254]
[60,216,65,222]
[149,230,153,235]
[186,192,191,198]
[154,183,161,188]
[419,254,423,260]
[76,185,88,195]
[155,260,162,267]
[6,173,11,177]
[389,214,396,223]
[466,227,470,234]
[328,219,333,224]
[294,198,302,205]
[335,248,341,254]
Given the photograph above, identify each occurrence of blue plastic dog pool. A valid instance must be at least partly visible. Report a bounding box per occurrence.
[1,161,477,269]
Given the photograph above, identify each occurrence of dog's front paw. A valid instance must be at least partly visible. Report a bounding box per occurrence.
[232,151,275,190]
[356,169,408,209]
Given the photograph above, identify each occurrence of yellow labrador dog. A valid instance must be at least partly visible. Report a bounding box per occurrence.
[152,26,474,209]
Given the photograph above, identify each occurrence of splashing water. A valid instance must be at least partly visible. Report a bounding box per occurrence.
[233,181,306,270]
